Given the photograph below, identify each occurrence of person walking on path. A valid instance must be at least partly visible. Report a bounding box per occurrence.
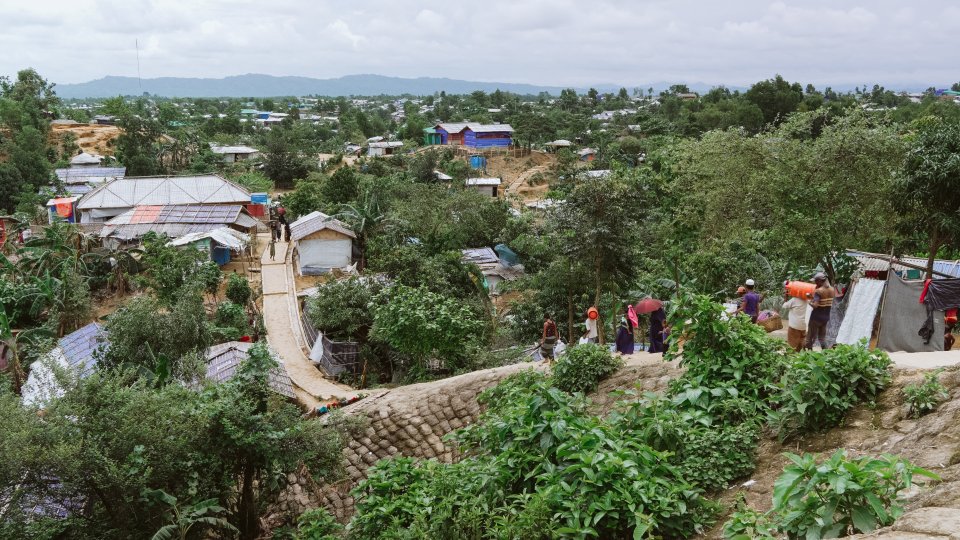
[539,313,559,362]
[782,288,808,351]
[648,306,667,353]
[615,317,633,355]
[269,237,276,261]
[737,279,761,323]
[284,222,291,243]
[804,272,835,350]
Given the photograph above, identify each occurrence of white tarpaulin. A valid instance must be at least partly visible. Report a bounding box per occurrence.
[168,227,249,250]
[298,238,352,274]
[835,278,886,345]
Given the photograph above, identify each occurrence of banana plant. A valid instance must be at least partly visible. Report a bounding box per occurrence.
[144,489,237,540]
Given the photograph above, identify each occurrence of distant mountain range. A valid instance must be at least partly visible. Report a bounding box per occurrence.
[55,73,742,99]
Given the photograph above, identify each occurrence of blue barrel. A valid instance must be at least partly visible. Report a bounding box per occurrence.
[470,155,486,169]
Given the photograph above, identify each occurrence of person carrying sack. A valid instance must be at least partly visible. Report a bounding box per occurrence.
[540,313,559,362]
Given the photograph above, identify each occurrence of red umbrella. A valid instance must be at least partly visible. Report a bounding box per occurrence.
[634,298,663,314]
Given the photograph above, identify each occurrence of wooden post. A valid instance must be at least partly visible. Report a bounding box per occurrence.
[872,249,895,350]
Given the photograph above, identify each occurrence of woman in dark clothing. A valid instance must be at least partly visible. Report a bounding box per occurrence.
[648,307,667,353]
[283,222,291,242]
[615,318,633,355]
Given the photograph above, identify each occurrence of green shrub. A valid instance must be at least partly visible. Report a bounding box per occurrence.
[771,450,938,538]
[306,278,379,341]
[679,423,759,492]
[610,390,759,493]
[903,370,949,418]
[770,343,891,440]
[723,495,777,540]
[225,273,252,306]
[215,301,248,333]
[668,293,786,405]
[551,343,624,394]
[295,507,343,540]
[352,371,713,539]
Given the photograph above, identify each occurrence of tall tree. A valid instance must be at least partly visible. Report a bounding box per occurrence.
[894,117,960,277]
[745,75,803,125]
[550,171,644,341]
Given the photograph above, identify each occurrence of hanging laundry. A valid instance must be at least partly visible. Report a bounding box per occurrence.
[835,279,885,345]
[922,278,960,311]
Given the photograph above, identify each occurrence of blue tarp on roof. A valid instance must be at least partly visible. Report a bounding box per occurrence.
[58,322,108,374]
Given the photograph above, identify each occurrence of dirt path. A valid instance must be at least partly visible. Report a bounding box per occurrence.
[504,163,551,203]
[260,237,354,409]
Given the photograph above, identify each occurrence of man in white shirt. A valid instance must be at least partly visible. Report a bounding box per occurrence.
[782,291,808,351]
[583,317,599,343]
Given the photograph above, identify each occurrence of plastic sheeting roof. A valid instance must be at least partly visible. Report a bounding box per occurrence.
[70,152,101,165]
[168,227,250,251]
[204,342,295,399]
[77,175,251,210]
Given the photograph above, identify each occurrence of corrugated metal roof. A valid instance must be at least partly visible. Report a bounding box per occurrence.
[583,169,612,178]
[57,322,108,375]
[210,145,259,155]
[465,178,501,186]
[368,141,403,148]
[436,122,514,134]
[847,250,960,278]
[290,211,356,241]
[205,342,295,399]
[55,167,126,183]
[461,247,499,265]
[77,175,251,210]
[470,123,514,133]
[100,222,226,241]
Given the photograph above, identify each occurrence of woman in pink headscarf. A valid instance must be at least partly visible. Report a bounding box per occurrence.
[627,304,639,333]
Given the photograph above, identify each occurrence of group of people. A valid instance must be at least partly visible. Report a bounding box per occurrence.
[538,302,668,362]
[736,273,835,351]
[267,206,291,261]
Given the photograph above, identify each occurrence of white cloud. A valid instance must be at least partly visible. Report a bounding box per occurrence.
[0,0,957,89]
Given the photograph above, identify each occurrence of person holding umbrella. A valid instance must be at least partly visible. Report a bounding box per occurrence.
[635,298,666,353]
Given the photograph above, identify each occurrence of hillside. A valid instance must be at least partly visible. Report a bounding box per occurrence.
[55,74,574,99]
[54,73,753,99]
[268,354,960,538]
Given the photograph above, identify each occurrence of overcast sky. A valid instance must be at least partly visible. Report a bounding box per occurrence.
[3,0,958,89]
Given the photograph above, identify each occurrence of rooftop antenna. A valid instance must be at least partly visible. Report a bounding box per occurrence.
[136,39,143,93]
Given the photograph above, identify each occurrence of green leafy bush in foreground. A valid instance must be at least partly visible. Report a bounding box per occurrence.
[667,292,787,405]
[903,370,949,418]
[551,342,624,394]
[770,343,891,440]
[349,371,712,539]
[769,450,938,539]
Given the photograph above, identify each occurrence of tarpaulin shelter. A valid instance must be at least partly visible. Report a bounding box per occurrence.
[168,227,250,266]
[290,211,355,275]
[21,323,109,408]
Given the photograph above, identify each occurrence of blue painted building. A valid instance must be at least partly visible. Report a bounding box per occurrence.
[432,123,513,148]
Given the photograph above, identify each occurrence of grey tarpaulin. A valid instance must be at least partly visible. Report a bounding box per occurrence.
[878,274,944,353]
[825,284,850,347]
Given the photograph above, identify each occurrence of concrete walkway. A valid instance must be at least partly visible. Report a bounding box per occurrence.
[260,238,353,409]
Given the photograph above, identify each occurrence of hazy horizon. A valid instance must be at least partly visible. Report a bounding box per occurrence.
[3,1,959,89]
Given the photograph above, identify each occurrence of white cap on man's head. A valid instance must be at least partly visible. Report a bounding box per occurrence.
[745,279,755,286]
